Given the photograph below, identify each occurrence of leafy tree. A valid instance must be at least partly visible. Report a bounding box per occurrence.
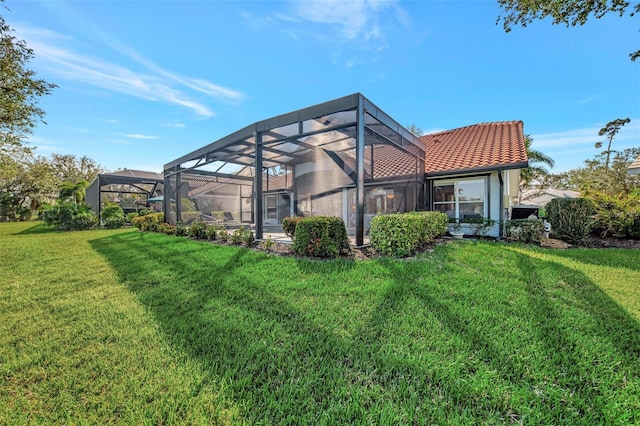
[49,154,103,185]
[58,180,88,205]
[0,2,56,158]
[406,124,424,137]
[0,154,57,221]
[595,117,630,170]
[497,0,640,61]
[519,135,555,202]
[546,147,640,196]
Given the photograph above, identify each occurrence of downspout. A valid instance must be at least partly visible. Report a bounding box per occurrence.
[255,130,263,240]
[498,170,504,238]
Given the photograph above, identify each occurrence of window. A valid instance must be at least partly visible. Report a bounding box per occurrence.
[433,178,486,221]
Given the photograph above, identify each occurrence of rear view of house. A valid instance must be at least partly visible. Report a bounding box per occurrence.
[163,93,528,243]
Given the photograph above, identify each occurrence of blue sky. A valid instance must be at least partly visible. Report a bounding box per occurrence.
[9,0,640,173]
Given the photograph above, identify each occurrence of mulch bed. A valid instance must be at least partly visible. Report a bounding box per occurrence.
[209,235,639,261]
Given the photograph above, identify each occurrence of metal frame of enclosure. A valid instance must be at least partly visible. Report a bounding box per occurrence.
[163,93,425,246]
[86,170,164,217]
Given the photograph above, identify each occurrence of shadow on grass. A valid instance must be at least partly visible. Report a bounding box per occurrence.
[90,234,640,424]
[539,246,640,272]
[374,243,640,423]
[15,222,56,235]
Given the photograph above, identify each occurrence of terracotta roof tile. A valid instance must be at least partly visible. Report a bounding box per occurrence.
[371,145,420,179]
[419,121,528,175]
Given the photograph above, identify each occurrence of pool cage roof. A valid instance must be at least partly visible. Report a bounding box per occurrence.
[164,93,426,246]
[86,169,163,215]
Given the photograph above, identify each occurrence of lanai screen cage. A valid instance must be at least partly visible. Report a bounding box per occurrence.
[86,170,164,217]
[164,93,426,245]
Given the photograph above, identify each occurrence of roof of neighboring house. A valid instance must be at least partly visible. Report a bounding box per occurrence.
[520,188,580,206]
[419,121,528,176]
[105,169,163,180]
[629,154,640,175]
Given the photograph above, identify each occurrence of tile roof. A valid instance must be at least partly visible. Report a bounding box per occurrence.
[419,121,528,176]
[371,145,421,179]
[629,154,640,175]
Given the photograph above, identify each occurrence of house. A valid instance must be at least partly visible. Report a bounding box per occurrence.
[519,188,580,207]
[420,122,527,236]
[163,93,528,244]
[629,154,640,175]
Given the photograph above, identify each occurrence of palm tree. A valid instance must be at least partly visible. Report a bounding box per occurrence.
[519,135,555,203]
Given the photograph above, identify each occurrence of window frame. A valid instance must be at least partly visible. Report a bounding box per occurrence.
[433,177,488,221]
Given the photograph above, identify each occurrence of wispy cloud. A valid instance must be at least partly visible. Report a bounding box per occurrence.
[14,24,245,118]
[161,123,186,128]
[577,95,600,104]
[532,120,640,149]
[246,0,410,67]
[122,134,158,140]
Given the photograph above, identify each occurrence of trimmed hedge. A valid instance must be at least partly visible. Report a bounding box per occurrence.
[282,216,303,241]
[369,211,448,257]
[546,198,595,245]
[292,216,350,258]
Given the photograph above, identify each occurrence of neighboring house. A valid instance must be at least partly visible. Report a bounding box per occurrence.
[163,93,528,243]
[629,154,640,175]
[86,169,164,216]
[519,188,580,207]
[420,122,528,237]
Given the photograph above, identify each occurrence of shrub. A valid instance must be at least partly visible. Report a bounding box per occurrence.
[282,216,303,241]
[70,211,99,230]
[188,221,208,239]
[126,212,139,223]
[138,208,153,216]
[504,219,545,244]
[218,228,230,243]
[261,236,275,252]
[546,198,595,245]
[104,216,127,229]
[292,216,350,258]
[101,204,125,221]
[205,225,218,240]
[242,228,255,246]
[415,211,449,241]
[43,201,98,230]
[158,222,176,235]
[18,207,31,222]
[131,213,164,232]
[369,211,448,257]
[230,227,244,244]
[175,222,188,236]
[465,217,498,237]
[587,190,640,239]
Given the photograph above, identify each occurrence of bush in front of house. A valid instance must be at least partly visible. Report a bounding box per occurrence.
[126,212,139,223]
[292,216,350,258]
[282,216,303,241]
[131,212,164,232]
[546,197,595,245]
[230,226,254,246]
[413,211,449,242]
[205,224,219,240]
[101,204,126,229]
[188,221,208,239]
[369,211,448,257]
[504,219,545,244]
[587,190,640,239]
[43,201,99,231]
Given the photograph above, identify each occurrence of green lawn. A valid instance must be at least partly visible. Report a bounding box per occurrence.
[1,222,639,424]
